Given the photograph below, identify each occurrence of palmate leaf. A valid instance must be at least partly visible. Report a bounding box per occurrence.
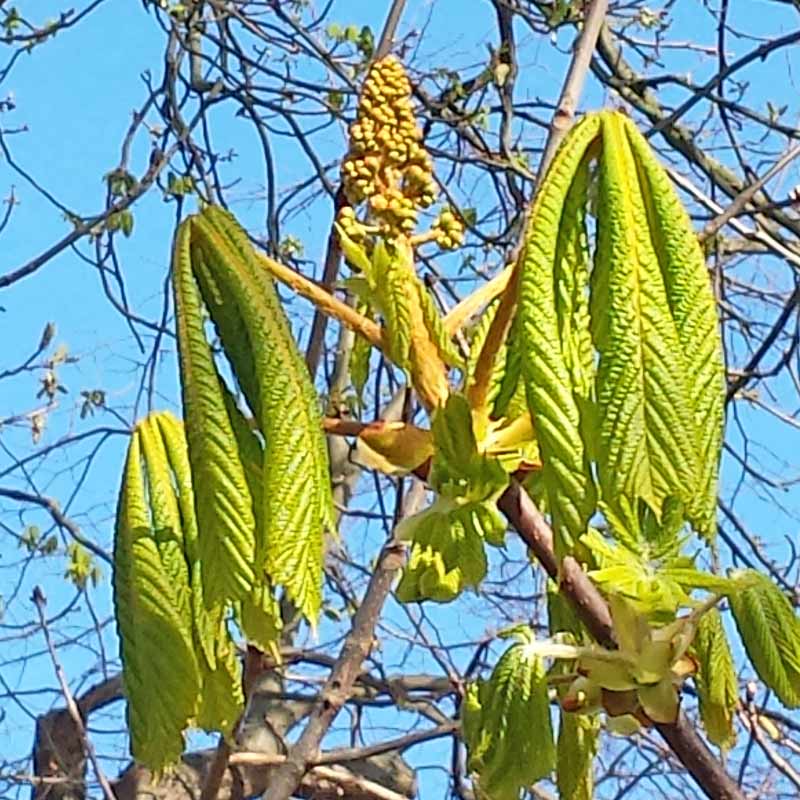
[592,113,700,525]
[463,631,555,799]
[113,431,200,770]
[729,570,800,708]
[517,114,601,550]
[693,608,738,748]
[187,207,334,622]
[173,221,256,607]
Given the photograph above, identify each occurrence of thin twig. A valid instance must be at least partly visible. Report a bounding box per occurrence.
[375,0,407,60]
[261,540,407,800]
[32,587,117,800]
[701,143,800,243]
[536,0,609,182]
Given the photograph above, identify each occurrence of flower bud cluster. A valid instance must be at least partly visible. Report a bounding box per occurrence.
[431,207,465,250]
[340,56,437,238]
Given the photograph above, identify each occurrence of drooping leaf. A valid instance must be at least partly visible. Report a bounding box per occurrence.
[155,411,217,670]
[625,121,725,541]
[113,431,200,770]
[239,583,283,655]
[172,220,256,607]
[187,207,335,622]
[729,570,800,708]
[517,114,601,552]
[463,632,555,799]
[557,712,599,800]
[395,394,509,603]
[591,112,700,526]
[395,497,496,603]
[693,608,738,748]
[137,419,193,625]
[195,614,244,737]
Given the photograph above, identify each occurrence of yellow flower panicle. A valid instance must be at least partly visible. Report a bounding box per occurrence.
[340,56,438,240]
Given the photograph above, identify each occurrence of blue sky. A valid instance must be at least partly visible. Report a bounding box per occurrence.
[2,0,800,796]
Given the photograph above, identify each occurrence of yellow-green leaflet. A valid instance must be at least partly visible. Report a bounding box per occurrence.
[693,608,737,748]
[729,570,800,708]
[517,113,600,549]
[137,417,192,624]
[155,412,217,671]
[625,126,725,540]
[151,411,244,730]
[557,712,599,800]
[113,431,200,770]
[372,238,414,371]
[194,613,243,737]
[462,632,555,799]
[182,207,334,622]
[593,113,699,528]
[172,220,256,607]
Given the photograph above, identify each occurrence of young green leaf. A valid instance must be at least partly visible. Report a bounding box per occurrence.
[592,112,700,526]
[137,417,191,623]
[113,431,200,770]
[729,570,800,708]
[187,207,335,622]
[625,120,725,541]
[195,614,244,737]
[693,608,738,748]
[372,238,414,371]
[155,411,217,671]
[172,220,256,607]
[395,497,496,603]
[557,711,599,800]
[463,633,555,799]
[517,114,601,551]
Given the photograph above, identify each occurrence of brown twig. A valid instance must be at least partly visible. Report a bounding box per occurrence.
[700,143,800,243]
[32,586,118,800]
[536,0,609,182]
[261,540,407,800]
[496,483,744,800]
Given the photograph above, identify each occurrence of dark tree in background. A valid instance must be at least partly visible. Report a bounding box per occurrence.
[1,1,800,799]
